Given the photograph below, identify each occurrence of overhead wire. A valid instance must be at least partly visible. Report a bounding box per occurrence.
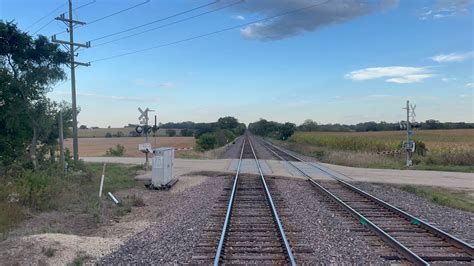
[74,0,97,11]
[32,19,56,35]
[89,0,219,42]
[93,0,242,47]
[89,0,330,63]
[53,0,149,35]
[25,2,67,32]
[87,0,150,25]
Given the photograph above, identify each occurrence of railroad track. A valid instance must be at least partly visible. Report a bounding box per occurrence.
[192,135,297,265]
[260,137,474,265]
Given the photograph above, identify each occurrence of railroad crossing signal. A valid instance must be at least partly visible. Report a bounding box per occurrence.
[138,107,153,124]
[402,100,417,167]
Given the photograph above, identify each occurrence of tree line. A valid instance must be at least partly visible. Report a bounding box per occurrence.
[297,119,474,132]
[248,119,296,140]
[1,21,73,174]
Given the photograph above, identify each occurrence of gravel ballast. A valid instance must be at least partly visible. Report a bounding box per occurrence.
[353,182,474,243]
[100,175,229,264]
[273,177,390,264]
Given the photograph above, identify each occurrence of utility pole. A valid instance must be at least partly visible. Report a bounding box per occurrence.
[52,0,91,164]
[59,110,65,174]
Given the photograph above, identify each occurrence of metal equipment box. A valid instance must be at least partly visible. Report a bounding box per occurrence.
[151,147,174,187]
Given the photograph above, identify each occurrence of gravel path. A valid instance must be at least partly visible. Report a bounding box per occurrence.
[273,177,391,264]
[99,175,229,264]
[353,182,474,243]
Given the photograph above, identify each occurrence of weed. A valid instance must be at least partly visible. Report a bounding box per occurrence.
[72,254,92,266]
[130,195,145,207]
[105,144,125,157]
[42,246,56,257]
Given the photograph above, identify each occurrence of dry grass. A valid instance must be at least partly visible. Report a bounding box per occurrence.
[64,137,195,157]
[276,129,474,171]
[78,128,181,138]
[292,129,474,152]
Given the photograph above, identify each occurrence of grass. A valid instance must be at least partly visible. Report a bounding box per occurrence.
[400,185,474,213]
[0,162,142,238]
[280,129,474,172]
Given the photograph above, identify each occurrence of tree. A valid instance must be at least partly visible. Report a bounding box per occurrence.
[196,133,217,151]
[278,122,296,140]
[79,125,87,129]
[217,116,239,130]
[180,128,194,137]
[166,129,176,137]
[1,21,68,170]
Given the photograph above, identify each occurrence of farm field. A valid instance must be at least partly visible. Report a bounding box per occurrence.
[65,137,195,157]
[290,129,474,152]
[77,128,180,138]
[277,129,474,172]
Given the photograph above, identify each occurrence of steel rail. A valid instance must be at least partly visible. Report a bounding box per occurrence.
[247,137,297,266]
[264,140,474,258]
[213,136,246,266]
[263,142,427,264]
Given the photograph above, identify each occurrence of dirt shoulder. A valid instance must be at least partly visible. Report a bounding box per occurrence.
[0,174,213,265]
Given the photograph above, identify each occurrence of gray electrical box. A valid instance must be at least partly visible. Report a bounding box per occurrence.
[151,147,174,188]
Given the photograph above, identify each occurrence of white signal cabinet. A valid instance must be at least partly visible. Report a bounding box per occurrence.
[152,147,174,187]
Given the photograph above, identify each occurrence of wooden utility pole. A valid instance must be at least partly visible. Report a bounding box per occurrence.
[59,110,65,174]
[52,0,90,164]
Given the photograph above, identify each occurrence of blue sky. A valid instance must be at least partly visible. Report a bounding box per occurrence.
[1,0,473,127]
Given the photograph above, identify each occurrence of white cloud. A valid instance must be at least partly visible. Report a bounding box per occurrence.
[232,15,245,20]
[466,83,474,88]
[134,79,175,89]
[420,0,473,20]
[431,52,473,63]
[441,77,457,82]
[224,0,399,41]
[345,66,434,83]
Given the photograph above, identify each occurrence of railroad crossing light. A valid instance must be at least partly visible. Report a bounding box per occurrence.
[399,121,407,130]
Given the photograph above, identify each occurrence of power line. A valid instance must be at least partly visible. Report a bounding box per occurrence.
[93,0,242,47]
[74,0,97,11]
[87,0,150,25]
[90,0,330,63]
[89,0,219,42]
[29,0,96,35]
[25,2,67,31]
[32,19,56,35]
[53,0,147,35]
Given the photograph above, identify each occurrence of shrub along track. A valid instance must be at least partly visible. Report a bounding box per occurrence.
[259,136,474,265]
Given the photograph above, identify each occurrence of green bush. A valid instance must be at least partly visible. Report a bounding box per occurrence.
[166,129,177,137]
[14,170,61,211]
[106,144,125,157]
[105,132,112,138]
[215,129,236,147]
[196,133,217,151]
